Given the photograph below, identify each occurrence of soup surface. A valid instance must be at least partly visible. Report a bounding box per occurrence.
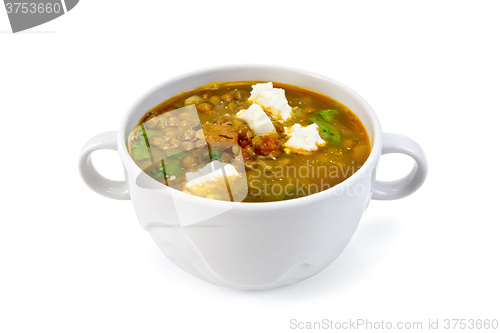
[128,81,370,202]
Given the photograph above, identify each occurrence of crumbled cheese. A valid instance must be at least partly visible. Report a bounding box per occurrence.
[236,103,276,135]
[249,82,292,121]
[185,161,239,188]
[284,123,326,152]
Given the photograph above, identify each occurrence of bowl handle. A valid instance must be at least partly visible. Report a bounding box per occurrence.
[372,133,428,200]
[79,131,131,200]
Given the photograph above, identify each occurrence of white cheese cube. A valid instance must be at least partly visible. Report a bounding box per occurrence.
[284,123,326,152]
[236,103,276,135]
[249,82,292,121]
[185,161,239,188]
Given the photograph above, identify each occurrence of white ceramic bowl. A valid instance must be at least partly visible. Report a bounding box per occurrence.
[79,65,428,290]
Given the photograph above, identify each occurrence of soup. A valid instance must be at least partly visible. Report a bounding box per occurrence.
[128,81,370,202]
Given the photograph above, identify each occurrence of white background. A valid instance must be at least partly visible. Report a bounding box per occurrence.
[1,1,499,332]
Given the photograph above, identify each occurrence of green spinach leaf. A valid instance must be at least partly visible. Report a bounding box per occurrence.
[318,109,339,122]
[311,115,341,146]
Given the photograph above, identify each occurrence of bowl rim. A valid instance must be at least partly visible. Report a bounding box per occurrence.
[117,64,383,211]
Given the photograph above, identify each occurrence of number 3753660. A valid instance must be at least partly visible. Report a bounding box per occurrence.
[444,319,498,330]
[5,2,62,14]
